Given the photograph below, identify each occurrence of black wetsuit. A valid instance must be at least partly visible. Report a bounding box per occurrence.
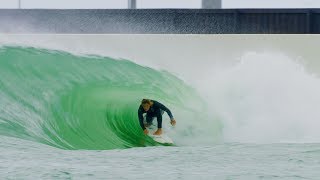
[138,100,174,130]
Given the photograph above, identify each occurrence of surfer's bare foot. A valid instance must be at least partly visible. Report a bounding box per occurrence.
[153,128,162,135]
[143,129,149,135]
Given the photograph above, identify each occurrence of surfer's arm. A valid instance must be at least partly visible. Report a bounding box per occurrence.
[138,107,146,130]
[156,101,174,121]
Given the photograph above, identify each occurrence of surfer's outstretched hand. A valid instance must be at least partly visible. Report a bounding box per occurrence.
[143,129,149,135]
[170,119,176,126]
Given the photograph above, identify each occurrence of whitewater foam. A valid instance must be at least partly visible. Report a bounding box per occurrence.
[202,52,320,143]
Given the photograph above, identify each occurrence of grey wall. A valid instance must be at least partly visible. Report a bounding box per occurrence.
[0,9,319,33]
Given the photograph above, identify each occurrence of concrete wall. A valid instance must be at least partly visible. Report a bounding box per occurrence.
[0,9,319,33]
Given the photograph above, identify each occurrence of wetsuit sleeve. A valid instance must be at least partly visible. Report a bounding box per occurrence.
[155,101,174,120]
[138,106,146,130]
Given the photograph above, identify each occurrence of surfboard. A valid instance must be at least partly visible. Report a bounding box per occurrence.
[146,124,174,144]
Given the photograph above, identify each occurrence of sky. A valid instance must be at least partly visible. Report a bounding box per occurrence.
[137,0,202,8]
[1,0,320,9]
[224,0,320,8]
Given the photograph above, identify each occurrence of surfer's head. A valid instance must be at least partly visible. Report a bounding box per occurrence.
[141,99,152,111]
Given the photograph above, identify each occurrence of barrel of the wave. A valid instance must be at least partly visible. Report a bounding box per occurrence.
[0,46,206,150]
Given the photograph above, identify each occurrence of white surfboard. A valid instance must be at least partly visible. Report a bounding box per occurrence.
[146,124,174,144]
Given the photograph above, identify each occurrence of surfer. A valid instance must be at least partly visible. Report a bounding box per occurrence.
[138,99,176,135]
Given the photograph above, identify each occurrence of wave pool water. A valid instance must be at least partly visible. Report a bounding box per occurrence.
[1,39,320,179]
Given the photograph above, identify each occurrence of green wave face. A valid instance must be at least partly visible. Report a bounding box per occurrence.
[0,46,206,150]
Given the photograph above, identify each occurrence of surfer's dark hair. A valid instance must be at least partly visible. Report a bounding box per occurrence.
[141,99,151,105]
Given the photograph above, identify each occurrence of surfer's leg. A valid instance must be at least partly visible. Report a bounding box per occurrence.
[156,110,163,128]
[145,113,154,126]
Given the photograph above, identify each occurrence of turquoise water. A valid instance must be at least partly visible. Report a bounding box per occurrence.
[1,45,320,179]
[0,46,211,150]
